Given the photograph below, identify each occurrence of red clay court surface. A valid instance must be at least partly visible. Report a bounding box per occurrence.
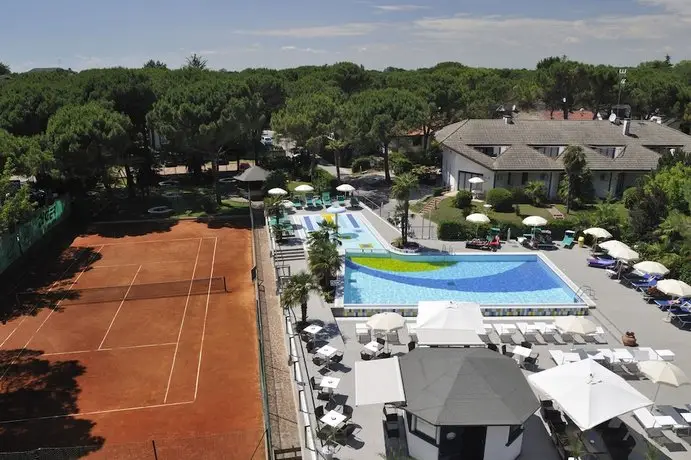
[0,220,264,459]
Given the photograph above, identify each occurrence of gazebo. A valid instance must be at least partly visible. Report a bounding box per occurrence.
[234,166,270,199]
[355,348,539,460]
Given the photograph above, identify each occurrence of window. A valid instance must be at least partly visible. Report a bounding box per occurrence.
[506,425,524,446]
[592,146,621,158]
[411,416,439,444]
[472,146,498,157]
[507,172,512,185]
[534,146,561,158]
[521,172,529,185]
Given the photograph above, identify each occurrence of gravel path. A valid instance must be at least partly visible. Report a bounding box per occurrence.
[253,223,300,452]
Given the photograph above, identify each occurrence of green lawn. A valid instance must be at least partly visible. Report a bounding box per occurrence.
[553,203,629,221]
[422,198,553,226]
[180,198,249,218]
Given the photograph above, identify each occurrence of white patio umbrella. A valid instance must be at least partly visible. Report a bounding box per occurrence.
[633,261,670,277]
[325,205,347,233]
[554,316,597,335]
[336,183,355,194]
[468,177,484,184]
[466,213,490,236]
[656,279,691,298]
[584,227,612,242]
[638,361,689,404]
[522,215,548,228]
[268,187,287,196]
[366,312,406,332]
[599,240,639,261]
[528,358,652,431]
[294,184,314,193]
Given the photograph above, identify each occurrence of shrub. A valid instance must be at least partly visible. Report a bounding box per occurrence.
[622,187,642,210]
[391,237,403,248]
[510,187,530,205]
[545,218,577,240]
[391,157,414,175]
[453,190,473,210]
[432,187,445,197]
[311,168,337,193]
[262,170,288,194]
[351,156,372,173]
[514,204,521,216]
[437,221,471,241]
[486,188,514,212]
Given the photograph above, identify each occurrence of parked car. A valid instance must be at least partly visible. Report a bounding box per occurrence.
[261,135,273,145]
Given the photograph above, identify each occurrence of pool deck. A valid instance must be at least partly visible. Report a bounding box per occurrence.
[271,206,691,460]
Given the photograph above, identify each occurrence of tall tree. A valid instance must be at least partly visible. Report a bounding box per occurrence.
[184,53,207,70]
[0,62,10,75]
[47,102,132,193]
[537,56,585,119]
[582,65,618,118]
[143,59,167,69]
[390,172,419,246]
[561,145,588,214]
[148,77,252,203]
[346,88,426,182]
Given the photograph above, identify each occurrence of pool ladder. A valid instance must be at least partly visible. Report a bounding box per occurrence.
[575,284,596,301]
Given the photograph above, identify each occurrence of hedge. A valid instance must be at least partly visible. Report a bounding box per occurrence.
[453,190,473,209]
[486,188,514,212]
[437,221,471,241]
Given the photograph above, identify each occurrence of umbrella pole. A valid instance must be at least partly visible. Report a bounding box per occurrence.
[652,383,661,406]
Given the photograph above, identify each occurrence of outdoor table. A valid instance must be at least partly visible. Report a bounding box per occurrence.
[320,376,341,395]
[321,410,347,428]
[364,340,382,354]
[562,352,582,364]
[612,348,635,363]
[317,345,338,360]
[579,429,609,456]
[303,325,323,336]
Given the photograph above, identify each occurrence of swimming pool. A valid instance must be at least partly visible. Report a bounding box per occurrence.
[300,213,384,251]
[344,253,583,306]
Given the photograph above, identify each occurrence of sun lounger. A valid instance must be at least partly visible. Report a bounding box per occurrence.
[336,195,346,206]
[631,279,658,290]
[561,230,576,249]
[291,197,303,208]
[634,408,677,432]
[587,257,617,268]
[671,313,691,329]
[321,192,332,205]
[465,239,491,250]
[655,299,690,310]
[655,406,691,434]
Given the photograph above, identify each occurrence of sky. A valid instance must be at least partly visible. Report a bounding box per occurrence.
[2,0,691,72]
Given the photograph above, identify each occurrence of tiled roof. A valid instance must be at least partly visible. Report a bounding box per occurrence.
[435,119,691,171]
[542,110,596,121]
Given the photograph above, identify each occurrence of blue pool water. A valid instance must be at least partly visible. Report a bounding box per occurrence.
[344,254,582,305]
[301,213,384,251]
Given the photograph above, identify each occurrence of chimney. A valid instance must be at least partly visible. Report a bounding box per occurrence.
[622,120,631,136]
[502,114,514,125]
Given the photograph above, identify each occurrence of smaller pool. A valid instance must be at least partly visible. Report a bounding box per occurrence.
[301,213,384,251]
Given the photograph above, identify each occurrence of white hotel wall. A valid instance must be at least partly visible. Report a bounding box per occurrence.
[441,148,494,192]
[403,417,439,460]
[484,426,524,460]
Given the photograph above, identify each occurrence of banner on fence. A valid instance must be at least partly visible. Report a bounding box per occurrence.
[0,197,71,275]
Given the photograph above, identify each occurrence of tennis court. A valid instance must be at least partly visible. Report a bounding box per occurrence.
[0,220,264,458]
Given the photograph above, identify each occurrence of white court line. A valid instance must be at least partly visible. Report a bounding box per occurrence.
[98,265,142,350]
[0,400,194,424]
[163,238,203,403]
[41,342,177,357]
[90,260,195,269]
[0,246,105,382]
[0,247,88,348]
[194,237,218,400]
[93,237,215,247]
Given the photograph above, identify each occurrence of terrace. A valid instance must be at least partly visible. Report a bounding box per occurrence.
[269,203,691,460]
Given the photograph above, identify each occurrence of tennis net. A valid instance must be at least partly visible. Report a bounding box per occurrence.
[17,277,228,306]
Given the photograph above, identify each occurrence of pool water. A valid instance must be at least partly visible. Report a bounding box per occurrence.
[344,254,582,305]
[300,213,384,251]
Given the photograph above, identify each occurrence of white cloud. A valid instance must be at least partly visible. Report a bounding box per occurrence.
[281,46,326,54]
[235,22,382,38]
[638,0,691,15]
[372,4,428,12]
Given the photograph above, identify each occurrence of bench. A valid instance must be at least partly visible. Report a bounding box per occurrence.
[548,207,565,220]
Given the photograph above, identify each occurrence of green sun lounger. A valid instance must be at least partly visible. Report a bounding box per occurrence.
[321,192,331,205]
[291,197,303,208]
[561,230,576,249]
[337,195,347,206]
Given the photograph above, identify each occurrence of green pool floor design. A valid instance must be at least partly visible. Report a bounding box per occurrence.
[350,257,455,272]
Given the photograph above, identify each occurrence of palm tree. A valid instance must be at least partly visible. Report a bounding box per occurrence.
[308,240,342,288]
[281,272,318,325]
[390,172,419,246]
[561,145,588,214]
[524,181,547,207]
[328,138,347,181]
